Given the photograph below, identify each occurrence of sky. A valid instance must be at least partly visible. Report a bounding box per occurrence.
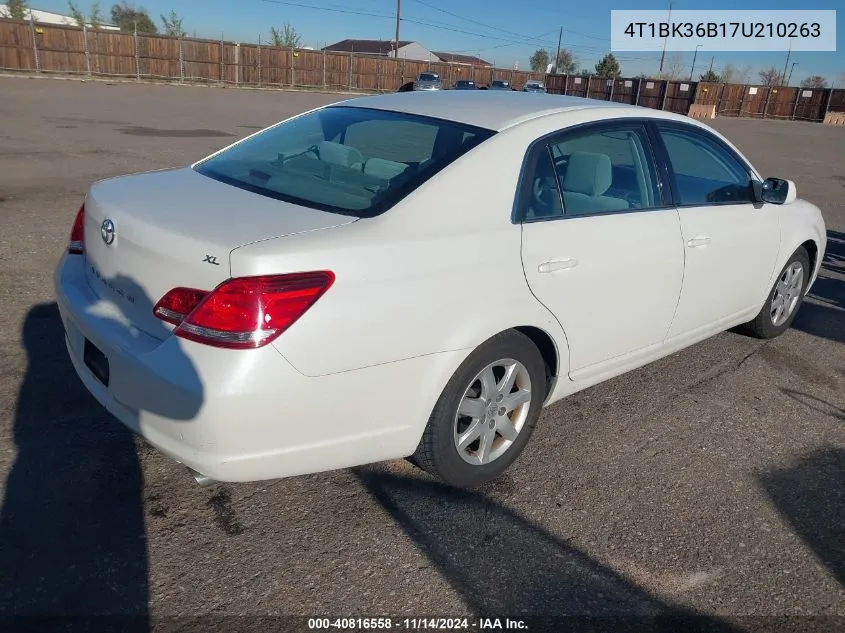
[29,0,845,85]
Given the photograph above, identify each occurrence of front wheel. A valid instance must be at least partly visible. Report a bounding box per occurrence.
[743,246,810,339]
[410,330,547,488]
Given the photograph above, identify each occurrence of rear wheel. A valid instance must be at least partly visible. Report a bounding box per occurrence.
[410,330,546,488]
[743,246,810,339]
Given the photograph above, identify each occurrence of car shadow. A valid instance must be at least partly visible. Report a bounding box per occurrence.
[759,446,845,589]
[792,229,845,344]
[0,272,202,624]
[355,469,743,632]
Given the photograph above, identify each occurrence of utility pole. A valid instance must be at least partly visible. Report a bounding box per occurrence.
[780,44,791,85]
[787,61,797,86]
[708,56,714,74]
[658,0,672,77]
[689,44,701,80]
[553,26,562,74]
[394,0,401,57]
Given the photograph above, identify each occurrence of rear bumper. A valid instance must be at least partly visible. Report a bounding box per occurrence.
[53,253,466,482]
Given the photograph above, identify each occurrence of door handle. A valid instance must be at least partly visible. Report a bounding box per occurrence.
[686,236,711,248]
[538,258,578,273]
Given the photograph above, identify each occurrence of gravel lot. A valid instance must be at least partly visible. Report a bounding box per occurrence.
[0,77,843,631]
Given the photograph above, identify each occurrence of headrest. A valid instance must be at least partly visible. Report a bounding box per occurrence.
[562,151,613,196]
[318,141,364,169]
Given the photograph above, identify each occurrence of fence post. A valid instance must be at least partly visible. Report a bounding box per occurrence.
[29,14,40,73]
[322,48,326,88]
[290,46,295,87]
[219,38,224,82]
[738,85,748,117]
[608,78,615,102]
[258,35,262,87]
[348,52,353,89]
[823,88,833,120]
[634,78,641,105]
[133,23,140,81]
[661,81,669,110]
[83,25,91,77]
[716,83,727,115]
[762,86,772,118]
[563,74,569,96]
[180,37,185,83]
[234,42,239,85]
[791,88,801,121]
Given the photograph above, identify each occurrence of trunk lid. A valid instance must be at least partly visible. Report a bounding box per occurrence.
[82,167,356,339]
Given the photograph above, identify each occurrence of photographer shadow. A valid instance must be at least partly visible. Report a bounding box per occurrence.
[0,273,203,626]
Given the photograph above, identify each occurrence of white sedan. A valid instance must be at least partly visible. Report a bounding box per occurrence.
[54,91,827,488]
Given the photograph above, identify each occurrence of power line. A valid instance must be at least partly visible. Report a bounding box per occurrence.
[258,0,654,60]
[409,0,553,46]
[260,0,394,20]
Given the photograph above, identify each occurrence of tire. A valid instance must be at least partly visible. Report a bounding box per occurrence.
[410,330,546,488]
[743,246,810,339]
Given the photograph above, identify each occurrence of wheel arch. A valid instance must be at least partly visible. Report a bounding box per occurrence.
[799,238,819,292]
[513,325,561,401]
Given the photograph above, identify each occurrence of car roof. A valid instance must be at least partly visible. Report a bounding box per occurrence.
[331,90,692,132]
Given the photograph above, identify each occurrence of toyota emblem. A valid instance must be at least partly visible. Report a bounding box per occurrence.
[101,219,116,245]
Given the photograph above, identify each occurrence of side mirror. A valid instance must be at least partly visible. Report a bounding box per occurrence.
[755,177,797,205]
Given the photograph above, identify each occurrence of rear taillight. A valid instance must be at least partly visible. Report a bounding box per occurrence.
[153,287,209,325]
[68,204,85,254]
[153,271,335,349]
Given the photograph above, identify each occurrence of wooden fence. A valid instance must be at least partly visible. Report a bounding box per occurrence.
[2,18,843,122]
[0,18,544,91]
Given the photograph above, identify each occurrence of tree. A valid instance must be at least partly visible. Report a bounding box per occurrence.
[758,66,780,86]
[663,52,684,80]
[594,53,621,78]
[68,0,86,26]
[110,2,157,33]
[699,69,721,82]
[555,49,577,74]
[69,1,103,28]
[270,22,302,48]
[89,1,102,29]
[160,9,185,37]
[2,0,29,20]
[720,63,736,83]
[529,49,549,73]
[800,75,827,89]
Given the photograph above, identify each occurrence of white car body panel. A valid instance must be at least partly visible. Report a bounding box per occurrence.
[521,209,685,375]
[666,202,782,339]
[53,91,828,483]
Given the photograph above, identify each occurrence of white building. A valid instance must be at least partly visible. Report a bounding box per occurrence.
[0,4,120,29]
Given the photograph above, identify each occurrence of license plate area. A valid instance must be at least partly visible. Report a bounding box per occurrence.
[83,338,110,387]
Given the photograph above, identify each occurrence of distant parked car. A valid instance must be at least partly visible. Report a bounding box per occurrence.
[523,80,546,93]
[454,80,478,90]
[489,80,513,91]
[414,72,442,91]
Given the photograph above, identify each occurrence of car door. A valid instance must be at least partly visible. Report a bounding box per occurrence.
[652,121,782,340]
[519,120,685,377]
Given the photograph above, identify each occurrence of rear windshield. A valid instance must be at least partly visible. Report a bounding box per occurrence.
[419,73,439,81]
[194,106,494,218]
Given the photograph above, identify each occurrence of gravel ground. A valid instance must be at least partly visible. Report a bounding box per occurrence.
[0,76,843,632]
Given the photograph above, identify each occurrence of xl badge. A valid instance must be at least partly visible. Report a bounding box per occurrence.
[101,219,116,245]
